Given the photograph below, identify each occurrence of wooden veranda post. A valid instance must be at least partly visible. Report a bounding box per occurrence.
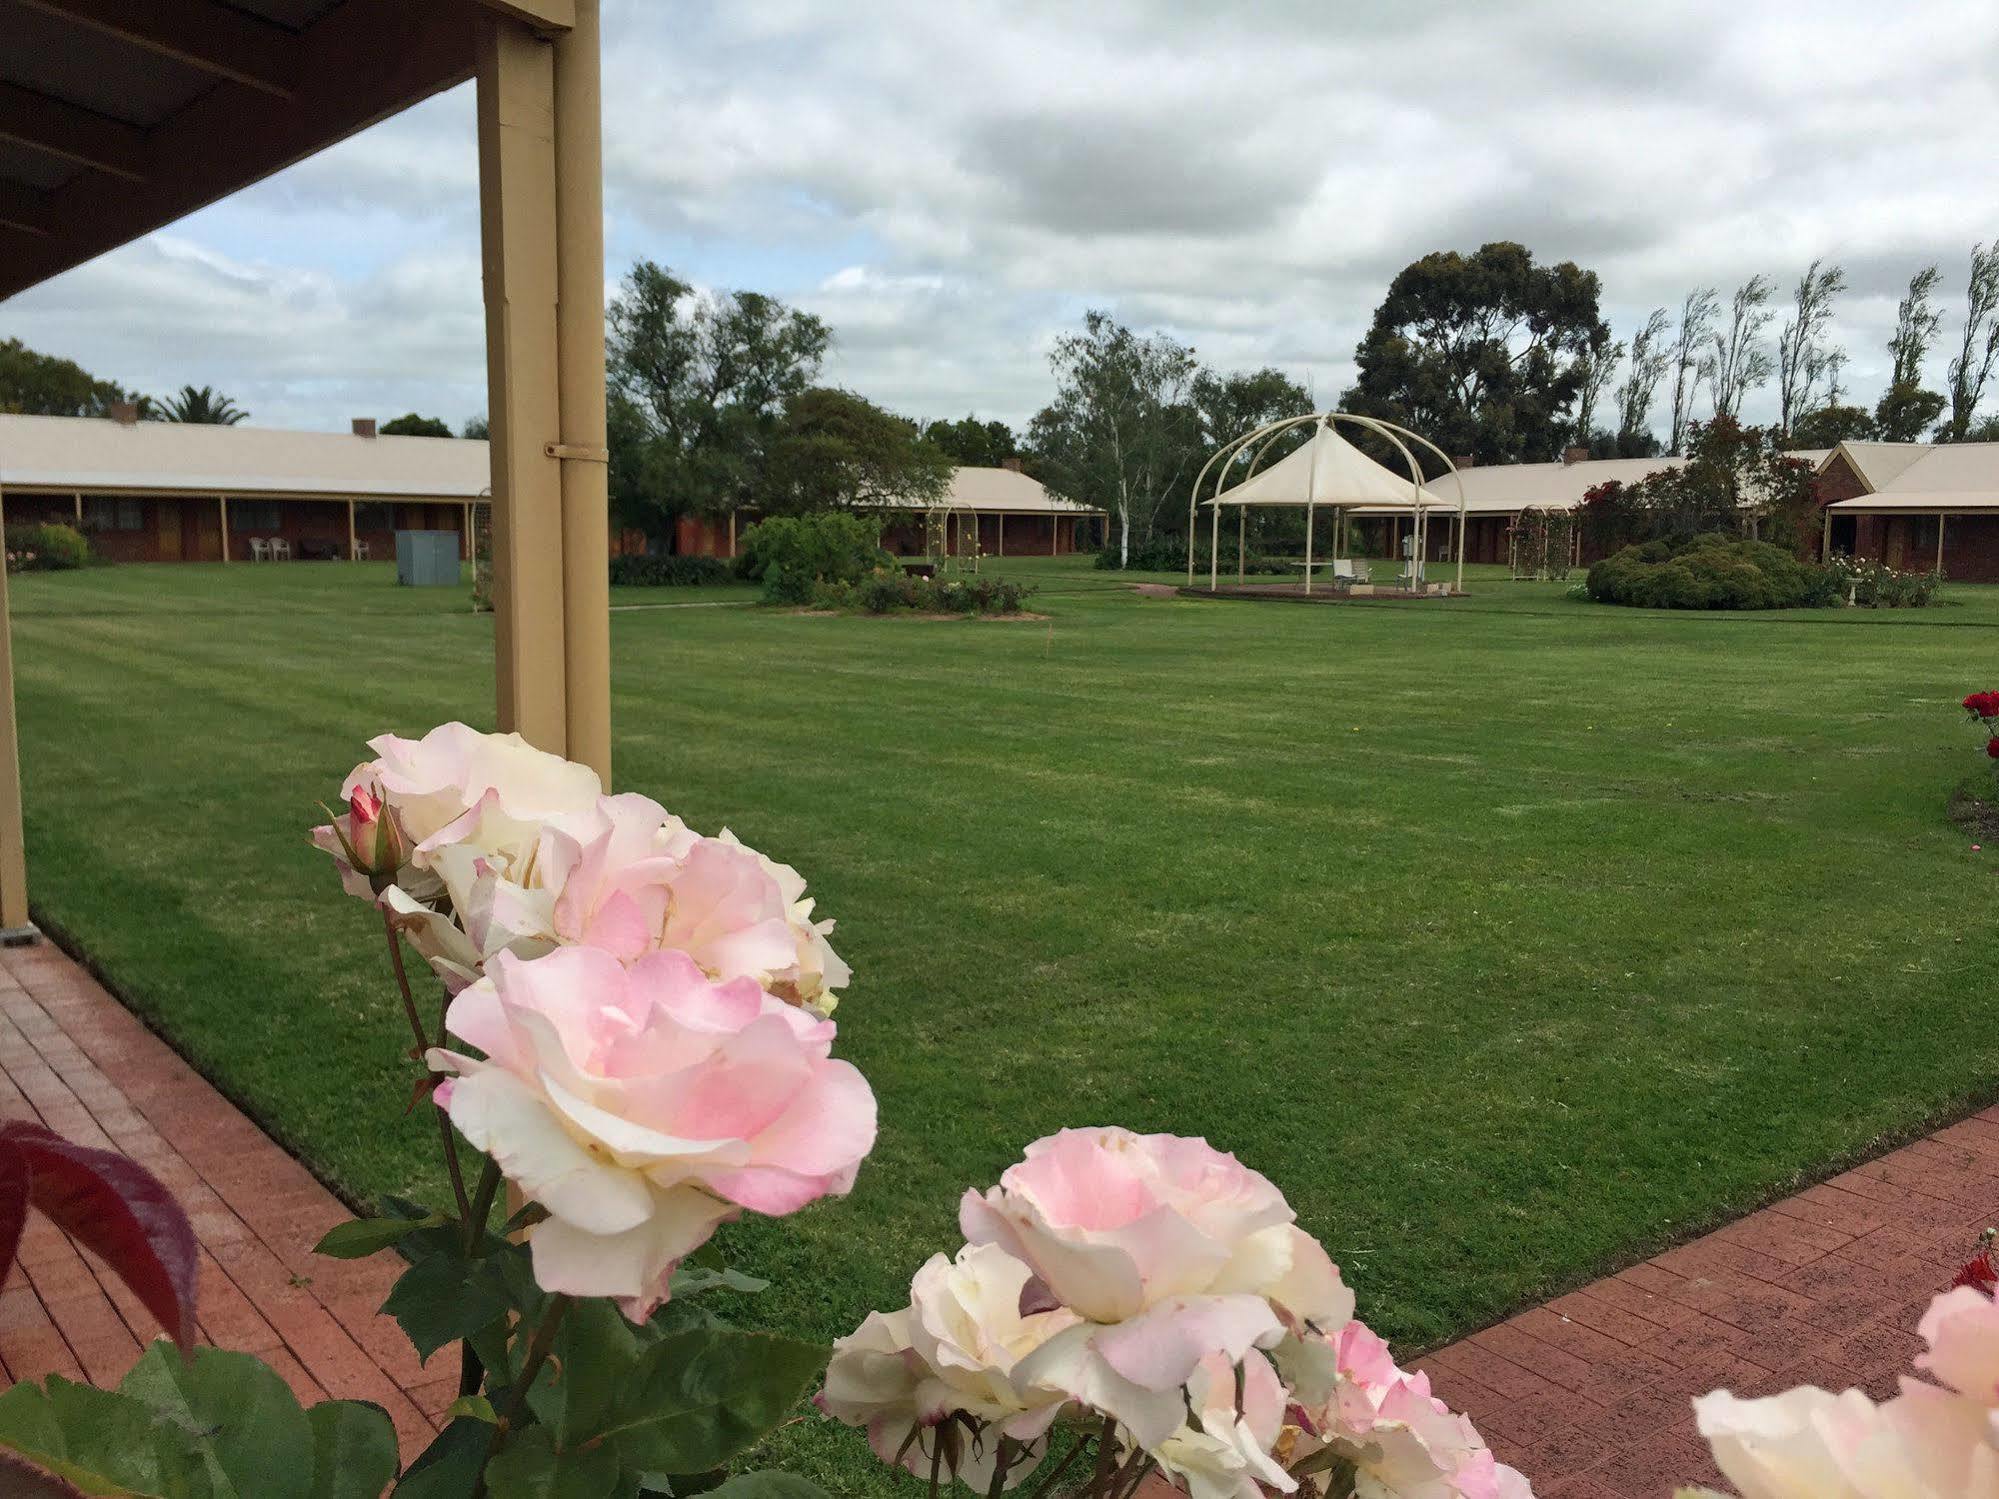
[478,12,569,763]
[217,496,229,561]
[0,486,30,938]
[552,0,610,782]
[346,498,358,561]
[476,0,610,780]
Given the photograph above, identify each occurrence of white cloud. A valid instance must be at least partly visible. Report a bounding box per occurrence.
[6,0,1999,434]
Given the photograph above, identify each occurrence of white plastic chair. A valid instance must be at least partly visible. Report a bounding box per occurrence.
[270,537,292,561]
[353,540,370,561]
[248,537,270,561]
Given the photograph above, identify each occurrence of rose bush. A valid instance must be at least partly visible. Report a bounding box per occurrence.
[313,721,850,1012]
[428,945,874,1317]
[822,1127,1531,1498]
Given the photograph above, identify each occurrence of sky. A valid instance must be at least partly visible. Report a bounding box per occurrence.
[5,0,1998,438]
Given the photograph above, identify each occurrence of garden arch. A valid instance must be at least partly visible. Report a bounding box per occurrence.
[1186,413,1468,594]
[1508,505,1576,581]
[924,498,982,573]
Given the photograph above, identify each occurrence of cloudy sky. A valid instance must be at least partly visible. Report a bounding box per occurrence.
[5,0,1998,437]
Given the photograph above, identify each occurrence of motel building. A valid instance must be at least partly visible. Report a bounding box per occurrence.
[1817,440,1999,580]
[1,411,1102,566]
[0,409,487,563]
[671,460,1106,561]
[1355,441,1999,584]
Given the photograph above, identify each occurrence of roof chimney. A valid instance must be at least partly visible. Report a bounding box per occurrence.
[1562,445,1588,466]
[109,401,138,426]
[1000,456,1023,473]
[1452,454,1475,469]
[352,417,377,439]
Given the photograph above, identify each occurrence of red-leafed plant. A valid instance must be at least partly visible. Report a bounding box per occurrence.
[0,1119,196,1347]
[0,1122,396,1497]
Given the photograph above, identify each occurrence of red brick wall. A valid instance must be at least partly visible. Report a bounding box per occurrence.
[1814,452,1870,505]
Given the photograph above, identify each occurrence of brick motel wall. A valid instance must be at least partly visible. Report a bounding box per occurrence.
[6,494,471,563]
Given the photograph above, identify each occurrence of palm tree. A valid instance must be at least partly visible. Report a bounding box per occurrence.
[160,384,248,425]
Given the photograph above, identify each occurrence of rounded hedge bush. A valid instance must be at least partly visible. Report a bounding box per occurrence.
[1585,533,1840,610]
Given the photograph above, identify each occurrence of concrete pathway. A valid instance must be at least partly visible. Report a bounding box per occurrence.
[0,937,1983,1492]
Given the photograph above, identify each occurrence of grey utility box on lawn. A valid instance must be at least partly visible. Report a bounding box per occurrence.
[395,530,462,587]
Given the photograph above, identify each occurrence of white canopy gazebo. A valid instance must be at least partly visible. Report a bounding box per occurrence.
[1187,414,1468,594]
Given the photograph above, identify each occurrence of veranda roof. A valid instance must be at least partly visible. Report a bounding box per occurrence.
[0,413,490,500]
[1822,440,1999,511]
[1208,423,1446,509]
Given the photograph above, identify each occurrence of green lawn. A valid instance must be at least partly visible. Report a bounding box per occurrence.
[11,556,1999,1489]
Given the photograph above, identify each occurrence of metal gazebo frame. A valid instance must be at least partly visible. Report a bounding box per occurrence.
[1184,412,1469,594]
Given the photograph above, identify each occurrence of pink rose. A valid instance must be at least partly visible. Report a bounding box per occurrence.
[818,1243,1079,1491]
[960,1127,1348,1326]
[963,1128,1351,1447]
[427,945,875,1318]
[1918,1285,1999,1405]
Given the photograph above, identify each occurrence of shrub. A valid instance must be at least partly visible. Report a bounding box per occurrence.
[811,569,1033,615]
[739,513,891,603]
[1826,553,1942,608]
[1586,532,1840,610]
[1096,533,1288,574]
[4,522,91,572]
[607,553,732,587]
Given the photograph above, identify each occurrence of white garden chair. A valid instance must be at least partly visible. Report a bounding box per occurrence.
[270,537,292,561]
[353,540,370,561]
[248,537,270,561]
[1332,558,1370,589]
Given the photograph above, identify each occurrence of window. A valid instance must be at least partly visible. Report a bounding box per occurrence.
[232,502,283,531]
[81,497,143,531]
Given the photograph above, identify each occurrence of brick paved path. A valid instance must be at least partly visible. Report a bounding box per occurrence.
[0,939,449,1462]
[0,936,1983,1492]
[1407,1123,1992,1496]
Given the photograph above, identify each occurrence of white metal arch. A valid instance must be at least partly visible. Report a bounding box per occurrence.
[1189,412,1469,595]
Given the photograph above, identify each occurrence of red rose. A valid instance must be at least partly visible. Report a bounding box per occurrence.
[1986,738,1998,760]
[1967,691,1999,719]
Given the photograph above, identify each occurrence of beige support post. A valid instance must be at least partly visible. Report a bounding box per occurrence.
[0,485,30,936]
[552,0,610,782]
[478,13,569,757]
[347,498,358,561]
[217,496,229,562]
[1821,508,1831,562]
[1938,514,1947,575]
[464,502,474,560]
[1237,507,1245,580]
[728,508,737,558]
[1208,501,1220,590]
[72,492,82,526]
[996,513,1004,558]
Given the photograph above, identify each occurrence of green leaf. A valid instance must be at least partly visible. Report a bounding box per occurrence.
[703,1476,831,1499]
[315,1215,443,1260]
[306,1400,399,1499]
[382,1253,512,1364]
[598,1328,827,1476]
[483,1427,626,1499]
[444,1395,498,1425]
[528,1299,641,1449]
[120,1343,316,1499]
[0,1378,180,1497]
[393,1418,488,1498]
[666,1266,768,1299]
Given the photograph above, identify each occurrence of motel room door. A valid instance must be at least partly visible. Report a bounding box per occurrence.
[158,499,183,560]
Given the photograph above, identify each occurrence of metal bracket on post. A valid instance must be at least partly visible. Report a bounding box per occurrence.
[0,924,39,948]
[543,442,608,463]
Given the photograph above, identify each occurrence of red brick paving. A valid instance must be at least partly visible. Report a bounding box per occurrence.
[1408,1120,1999,1495]
[0,938,1986,1494]
[0,940,439,1463]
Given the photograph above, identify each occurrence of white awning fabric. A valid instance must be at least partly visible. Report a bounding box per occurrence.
[1208,422,1453,509]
